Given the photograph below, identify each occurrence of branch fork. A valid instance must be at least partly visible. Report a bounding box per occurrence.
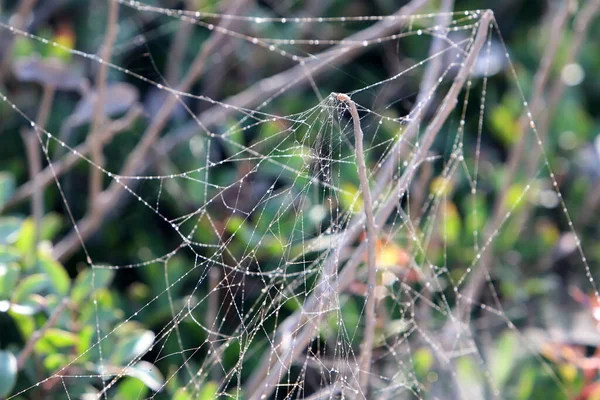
[336,92,378,396]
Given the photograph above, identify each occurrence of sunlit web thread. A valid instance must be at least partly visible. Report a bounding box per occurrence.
[119,1,481,23]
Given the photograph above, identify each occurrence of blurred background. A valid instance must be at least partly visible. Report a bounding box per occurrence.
[1,0,600,399]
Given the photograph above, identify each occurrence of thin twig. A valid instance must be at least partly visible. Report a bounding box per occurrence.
[20,83,55,255]
[165,0,195,85]
[0,0,38,84]
[16,298,69,369]
[0,105,141,214]
[206,265,221,381]
[52,0,252,261]
[89,0,120,210]
[337,93,377,395]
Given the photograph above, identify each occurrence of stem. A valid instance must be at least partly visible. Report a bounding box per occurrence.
[20,83,55,256]
[0,0,37,84]
[165,0,195,85]
[337,93,378,395]
[89,0,119,210]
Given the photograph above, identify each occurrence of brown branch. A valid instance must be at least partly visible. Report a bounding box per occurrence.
[52,0,252,261]
[0,105,141,214]
[337,93,377,395]
[164,0,195,85]
[372,0,456,201]
[20,83,55,255]
[0,0,38,84]
[89,0,120,210]
[244,11,493,399]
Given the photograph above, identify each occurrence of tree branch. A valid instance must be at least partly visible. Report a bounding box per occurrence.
[0,105,141,214]
[337,93,377,395]
[89,0,119,210]
[52,0,252,261]
[0,0,38,84]
[20,83,55,255]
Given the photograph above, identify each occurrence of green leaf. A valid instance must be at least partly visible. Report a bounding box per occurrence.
[0,246,20,263]
[490,104,519,146]
[12,37,35,59]
[41,213,63,241]
[13,273,49,304]
[516,365,536,399]
[198,381,218,400]
[340,183,363,214]
[413,347,434,378]
[8,311,35,338]
[44,353,68,371]
[504,183,527,212]
[114,377,149,400]
[0,350,17,397]
[0,263,20,299]
[111,330,155,366]
[72,268,115,303]
[173,387,194,400]
[456,355,479,382]
[124,361,164,392]
[37,254,70,296]
[0,173,15,209]
[464,195,487,235]
[77,326,95,357]
[0,217,23,245]
[35,328,79,353]
[490,331,518,388]
[15,218,35,261]
[439,202,462,245]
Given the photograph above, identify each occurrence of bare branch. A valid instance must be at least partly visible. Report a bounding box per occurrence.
[337,93,377,395]
[20,83,55,254]
[89,0,120,209]
[0,105,142,214]
[0,0,38,84]
[165,0,195,85]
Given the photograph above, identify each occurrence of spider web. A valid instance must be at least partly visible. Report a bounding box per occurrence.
[0,2,597,399]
